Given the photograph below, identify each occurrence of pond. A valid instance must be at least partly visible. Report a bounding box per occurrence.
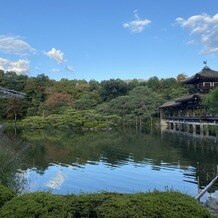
[0,128,218,202]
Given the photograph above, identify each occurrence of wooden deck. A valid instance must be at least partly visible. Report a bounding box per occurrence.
[160,115,218,138]
[163,116,218,124]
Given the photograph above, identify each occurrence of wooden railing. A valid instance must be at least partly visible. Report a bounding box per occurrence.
[163,116,218,123]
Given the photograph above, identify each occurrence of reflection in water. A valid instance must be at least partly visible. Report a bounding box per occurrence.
[0,134,28,193]
[46,170,64,189]
[0,128,217,199]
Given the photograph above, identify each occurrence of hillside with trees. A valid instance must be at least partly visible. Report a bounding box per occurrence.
[0,70,189,129]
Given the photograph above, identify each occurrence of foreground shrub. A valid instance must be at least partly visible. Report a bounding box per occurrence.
[0,192,72,218]
[0,184,15,208]
[0,190,211,218]
[96,192,211,218]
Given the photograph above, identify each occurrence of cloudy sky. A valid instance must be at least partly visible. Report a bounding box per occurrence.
[0,0,218,81]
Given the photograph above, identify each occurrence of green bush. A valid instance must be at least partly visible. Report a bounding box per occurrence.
[0,191,211,218]
[20,116,46,129]
[0,184,15,208]
[83,121,99,128]
[96,191,211,218]
[46,114,65,127]
[83,121,109,129]
[97,122,109,129]
[0,192,72,218]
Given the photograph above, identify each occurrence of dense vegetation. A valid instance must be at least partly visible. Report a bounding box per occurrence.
[0,184,210,217]
[203,87,218,114]
[202,88,218,133]
[0,185,15,208]
[0,70,189,129]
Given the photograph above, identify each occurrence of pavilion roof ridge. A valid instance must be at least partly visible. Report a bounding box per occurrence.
[181,67,218,84]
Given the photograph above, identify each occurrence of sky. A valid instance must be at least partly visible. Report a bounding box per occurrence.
[0,0,218,81]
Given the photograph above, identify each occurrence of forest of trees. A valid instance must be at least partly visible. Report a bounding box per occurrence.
[0,70,191,129]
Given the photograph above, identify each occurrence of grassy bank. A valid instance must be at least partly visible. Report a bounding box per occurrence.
[0,184,210,218]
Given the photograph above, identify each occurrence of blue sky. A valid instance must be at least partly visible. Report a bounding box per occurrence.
[0,0,217,81]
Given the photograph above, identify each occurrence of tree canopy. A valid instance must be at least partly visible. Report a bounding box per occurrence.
[0,70,189,128]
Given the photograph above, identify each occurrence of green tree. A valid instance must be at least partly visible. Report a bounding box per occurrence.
[147,76,160,90]
[203,88,218,114]
[7,98,25,124]
[100,79,128,101]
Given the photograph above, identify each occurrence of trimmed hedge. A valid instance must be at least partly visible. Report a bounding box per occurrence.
[0,192,72,218]
[0,184,16,208]
[0,188,211,218]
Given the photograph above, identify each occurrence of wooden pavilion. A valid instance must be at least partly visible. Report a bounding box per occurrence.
[159,66,218,137]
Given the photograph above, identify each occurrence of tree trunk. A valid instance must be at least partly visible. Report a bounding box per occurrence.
[150,116,153,133]
[135,116,138,131]
[139,117,142,132]
[14,113,17,125]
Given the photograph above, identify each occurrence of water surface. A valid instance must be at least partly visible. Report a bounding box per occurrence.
[0,128,217,201]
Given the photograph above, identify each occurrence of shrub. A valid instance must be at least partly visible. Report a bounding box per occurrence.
[45,114,65,127]
[0,184,15,208]
[20,116,46,129]
[0,191,211,218]
[97,122,109,129]
[96,191,211,218]
[83,121,99,128]
[0,192,72,218]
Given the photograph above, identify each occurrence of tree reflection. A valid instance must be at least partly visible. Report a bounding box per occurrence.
[0,132,28,192]
[1,128,218,190]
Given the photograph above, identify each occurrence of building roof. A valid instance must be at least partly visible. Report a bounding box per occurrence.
[159,93,203,108]
[159,101,182,108]
[181,67,218,84]
[175,93,202,102]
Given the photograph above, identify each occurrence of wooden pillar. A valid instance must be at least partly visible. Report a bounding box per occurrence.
[193,124,196,135]
[160,108,164,120]
[200,124,204,136]
[192,108,195,116]
[186,123,190,133]
[205,125,209,137]
[178,123,181,132]
[168,122,170,130]
[173,122,176,131]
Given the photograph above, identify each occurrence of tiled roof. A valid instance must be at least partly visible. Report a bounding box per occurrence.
[182,67,218,84]
[175,93,202,102]
[159,93,203,108]
[159,101,182,108]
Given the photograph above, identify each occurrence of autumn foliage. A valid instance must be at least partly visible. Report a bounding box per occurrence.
[45,92,73,108]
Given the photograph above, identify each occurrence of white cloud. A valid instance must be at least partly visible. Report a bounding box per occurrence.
[35,66,41,71]
[0,57,29,75]
[185,40,196,45]
[0,57,8,68]
[50,68,61,73]
[176,13,218,55]
[123,10,151,33]
[0,35,35,55]
[65,65,73,72]
[45,48,64,64]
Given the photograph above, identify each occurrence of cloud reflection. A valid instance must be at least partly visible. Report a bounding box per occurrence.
[46,171,64,189]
